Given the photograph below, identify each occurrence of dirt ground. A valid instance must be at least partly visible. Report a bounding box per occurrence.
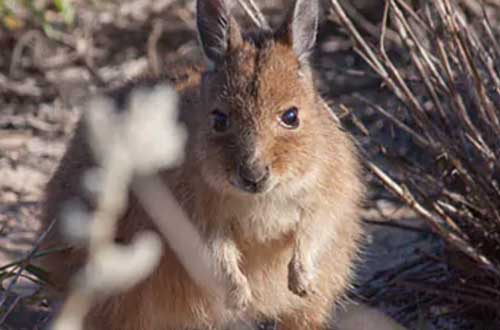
[1,0,491,329]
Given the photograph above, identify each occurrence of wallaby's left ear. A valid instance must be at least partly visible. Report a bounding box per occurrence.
[277,0,319,62]
[196,0,243,66]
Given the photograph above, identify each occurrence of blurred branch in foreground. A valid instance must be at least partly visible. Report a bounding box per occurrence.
[51,84,226,330]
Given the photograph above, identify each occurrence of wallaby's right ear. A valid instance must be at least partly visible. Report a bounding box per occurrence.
[196,0,243,65]
[276,0,319,63]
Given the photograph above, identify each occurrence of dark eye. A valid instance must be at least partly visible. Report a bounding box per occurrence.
[211,109,230,133]
[279,107,299,129]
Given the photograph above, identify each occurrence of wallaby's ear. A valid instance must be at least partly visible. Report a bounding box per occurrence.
[196,0,243,65]
[277,0,319,62]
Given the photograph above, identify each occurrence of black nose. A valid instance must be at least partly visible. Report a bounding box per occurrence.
[238,164,270,186]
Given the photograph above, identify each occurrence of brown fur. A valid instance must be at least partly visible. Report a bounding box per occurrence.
[38,2,364,329]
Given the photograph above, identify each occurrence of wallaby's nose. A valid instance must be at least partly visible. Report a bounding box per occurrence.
[237,163,270,192]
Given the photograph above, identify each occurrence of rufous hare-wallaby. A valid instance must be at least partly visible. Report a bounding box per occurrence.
[39,0,364,329]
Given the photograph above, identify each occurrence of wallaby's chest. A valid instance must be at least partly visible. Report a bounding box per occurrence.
[222,197,300,244]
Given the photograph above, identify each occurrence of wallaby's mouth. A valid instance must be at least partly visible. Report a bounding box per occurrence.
[232,182,271,194]
[233,177,269,194]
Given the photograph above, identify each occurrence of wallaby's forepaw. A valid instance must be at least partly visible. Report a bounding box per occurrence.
[288,259,316,297]
[226,277,252,311]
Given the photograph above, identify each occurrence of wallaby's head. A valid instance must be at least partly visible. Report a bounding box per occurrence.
[194,0,326,196]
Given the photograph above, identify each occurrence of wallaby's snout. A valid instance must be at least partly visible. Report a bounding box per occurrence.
[230,134,273,194]
[235,161,271,194]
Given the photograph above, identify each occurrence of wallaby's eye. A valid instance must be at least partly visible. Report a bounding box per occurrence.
[279,107,300,129]
[211,109,230,133]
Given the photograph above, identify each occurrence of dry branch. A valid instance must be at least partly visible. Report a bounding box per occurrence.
[331,0,500,325]
[51,84,226,330]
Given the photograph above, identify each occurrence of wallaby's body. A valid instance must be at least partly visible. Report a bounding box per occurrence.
[39,1,364,329]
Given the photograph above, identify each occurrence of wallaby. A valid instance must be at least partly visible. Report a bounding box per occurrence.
[39,0,364,329]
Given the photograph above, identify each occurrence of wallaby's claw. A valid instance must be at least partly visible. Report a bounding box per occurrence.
[288,259,316,297]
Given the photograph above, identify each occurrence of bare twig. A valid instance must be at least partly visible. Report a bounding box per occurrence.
[334,0,401,47]
[147,19,164,76]
[236,0,270,30]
